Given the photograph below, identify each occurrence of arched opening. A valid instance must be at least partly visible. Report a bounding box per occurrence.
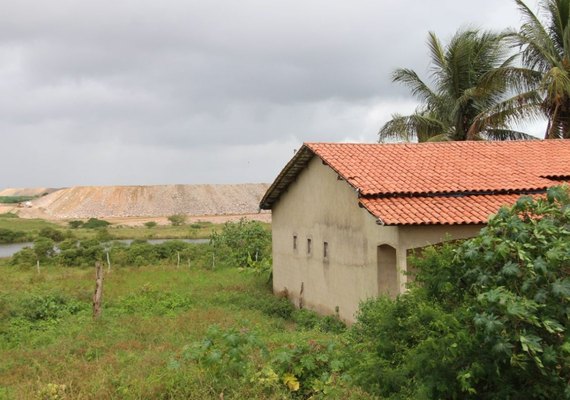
[377,244,398,297]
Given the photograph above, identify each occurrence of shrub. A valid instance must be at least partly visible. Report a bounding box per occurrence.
[38,227,65,242]
[33,237,56,262]
[11,247,36,266]
[68,220,84,229]
[349,186,570,399]
[0,212,19,218]
[184,325,267,386]
[210,218,271,268]
[168,214,187,226]
[0,228,26,244]
[144,221,157,228]
[18,293,84,322]
[82,218,110,229]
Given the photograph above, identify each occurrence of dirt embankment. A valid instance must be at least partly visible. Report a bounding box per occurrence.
[1,184,271,223]
[0,187,59,197]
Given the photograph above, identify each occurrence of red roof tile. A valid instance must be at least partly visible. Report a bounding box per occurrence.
[261,140,570,225]
[360,194,525,225]
[306,140,570,196]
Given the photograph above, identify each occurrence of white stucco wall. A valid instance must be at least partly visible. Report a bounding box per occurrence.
[271,156,483,322]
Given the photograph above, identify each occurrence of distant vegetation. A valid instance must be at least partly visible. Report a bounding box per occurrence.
[0,196,35,204]
[168,214,187,226]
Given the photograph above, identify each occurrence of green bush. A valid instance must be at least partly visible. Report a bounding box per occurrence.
[168,214,186,226]
[144,221,157,228]
[82,218,110,229]
[183,325,349,398]
[0,212,19,218]
[349,186,570,399]
[210,218,271,269]
[0,228,26,244]
[292,309,346,333]
[113,284,193,316]
[38,227,65,242]
[18,293,84,322]
[68,220,84,229]
[10,247,36,266]
[0,196,34,204]
[32,237,56,262]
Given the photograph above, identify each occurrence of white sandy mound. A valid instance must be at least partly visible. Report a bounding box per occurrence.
[30,183,270,219]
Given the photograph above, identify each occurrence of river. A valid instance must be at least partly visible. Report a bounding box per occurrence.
[0,238,209,258]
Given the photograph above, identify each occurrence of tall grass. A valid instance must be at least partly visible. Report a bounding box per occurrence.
[0,258,364,399]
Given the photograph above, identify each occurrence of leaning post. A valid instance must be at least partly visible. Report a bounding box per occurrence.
[93,261,104,319]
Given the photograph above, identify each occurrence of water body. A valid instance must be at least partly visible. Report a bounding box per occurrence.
[0,238,209,258]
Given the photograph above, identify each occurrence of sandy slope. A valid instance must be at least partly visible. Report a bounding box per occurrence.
[0,187,59,197]
[3,184,271,221]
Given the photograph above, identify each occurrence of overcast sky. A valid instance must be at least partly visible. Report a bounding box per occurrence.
[0,0,542,188]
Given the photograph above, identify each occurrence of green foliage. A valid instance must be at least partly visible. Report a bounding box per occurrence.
[68,220,84,229]
[0,196,35,204]
[32,237,55,262]
[10,246,36,266]
[0,212,19,218]
[293,309,346,334]
[183,325,349,399]
[57,239,104,267]
[270,338,348,398]
[184,325,268,385]
[379,29,533,142]
[168,214,187,226]
[38,227,65,242]
[210,218,272,269]
[82,218,110,229]
[113,284,193,316]
[144,221,157,228]
[0,228,27,244]
[349,186,570,399]
[17,293,84,322]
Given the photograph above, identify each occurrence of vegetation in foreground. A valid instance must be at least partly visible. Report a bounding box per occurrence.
[1,190,568,399]
[348,186,570,399]
[0,259,360,399]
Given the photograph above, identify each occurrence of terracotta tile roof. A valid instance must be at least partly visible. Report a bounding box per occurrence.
[360,194,525,225]
[260,140,570,225]
[306,140,570,196]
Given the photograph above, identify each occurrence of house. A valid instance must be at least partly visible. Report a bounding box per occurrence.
[260,140,570,322]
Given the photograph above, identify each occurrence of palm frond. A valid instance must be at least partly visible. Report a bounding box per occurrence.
[391,69,439,105]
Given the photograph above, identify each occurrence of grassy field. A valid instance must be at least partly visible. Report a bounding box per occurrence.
[0,214,62,233]
[0,214,256,242]
[0,257,365,399]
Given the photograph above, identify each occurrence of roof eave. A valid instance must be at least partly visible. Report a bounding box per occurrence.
[259,144,315,210]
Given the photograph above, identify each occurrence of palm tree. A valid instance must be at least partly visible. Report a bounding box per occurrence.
[483,0,570,139]
[379,29,534,142]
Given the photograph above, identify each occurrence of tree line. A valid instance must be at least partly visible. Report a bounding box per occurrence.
[380,0,570,142]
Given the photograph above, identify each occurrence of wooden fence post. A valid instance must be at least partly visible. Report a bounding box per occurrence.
[106,251,111,272]
[93,261,104,319]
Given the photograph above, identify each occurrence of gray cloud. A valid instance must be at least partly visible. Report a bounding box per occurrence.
[0,0,542,187]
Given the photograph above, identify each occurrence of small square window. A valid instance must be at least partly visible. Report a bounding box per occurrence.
[323,242,328,258]
[307,238,312,255]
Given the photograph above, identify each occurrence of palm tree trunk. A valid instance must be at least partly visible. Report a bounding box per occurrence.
[546,103,560,139]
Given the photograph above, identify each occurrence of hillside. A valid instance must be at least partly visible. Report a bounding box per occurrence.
[1,184,270,220]
[0,187,59,197]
